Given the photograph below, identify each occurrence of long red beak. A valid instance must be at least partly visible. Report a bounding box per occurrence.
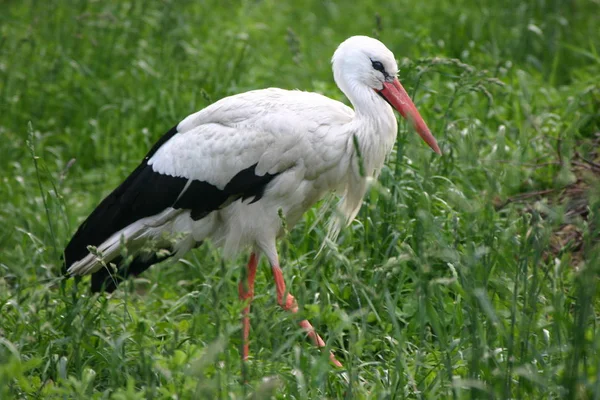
[379,78,441,155]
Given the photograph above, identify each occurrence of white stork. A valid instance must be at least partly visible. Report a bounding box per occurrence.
[64,35,441,367]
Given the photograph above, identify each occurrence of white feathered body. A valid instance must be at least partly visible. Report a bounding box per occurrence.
[68,87,397,275]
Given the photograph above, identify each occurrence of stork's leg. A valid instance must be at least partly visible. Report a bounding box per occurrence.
[270,263,343,367]
[238,252,258,361]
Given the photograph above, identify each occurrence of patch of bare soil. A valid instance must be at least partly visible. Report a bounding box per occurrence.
[495,133,600,266]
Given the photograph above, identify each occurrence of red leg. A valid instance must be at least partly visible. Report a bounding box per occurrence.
[271,264,343,367]
[238,252,258,361]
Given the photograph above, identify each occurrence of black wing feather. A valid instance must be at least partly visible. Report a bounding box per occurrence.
[173,163,278,220]
[63,160,188,270]
[64,124,181,270]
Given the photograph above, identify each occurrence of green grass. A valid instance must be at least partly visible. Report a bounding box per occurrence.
[1,0,600,398]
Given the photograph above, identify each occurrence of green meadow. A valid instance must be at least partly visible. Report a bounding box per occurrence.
[1,0,599,398]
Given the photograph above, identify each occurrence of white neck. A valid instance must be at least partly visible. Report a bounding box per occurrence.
[335,74,398,175]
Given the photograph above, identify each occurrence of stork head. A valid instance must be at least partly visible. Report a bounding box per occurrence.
[332,36,441,155]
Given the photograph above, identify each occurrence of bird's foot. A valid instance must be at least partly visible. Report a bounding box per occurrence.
[272,265,343,368]
[298,319,343,368]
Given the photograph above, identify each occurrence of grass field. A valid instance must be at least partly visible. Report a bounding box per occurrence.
[1,0,600,398]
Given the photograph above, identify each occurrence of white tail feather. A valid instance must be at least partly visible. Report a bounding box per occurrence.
[66,209,181,276]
